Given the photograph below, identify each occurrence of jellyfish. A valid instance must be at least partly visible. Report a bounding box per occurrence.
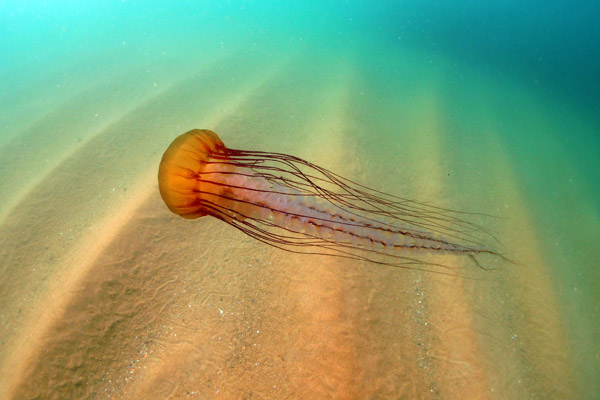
[158,129,504,275]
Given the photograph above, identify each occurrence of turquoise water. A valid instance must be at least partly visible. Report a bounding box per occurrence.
[0,1,598,399]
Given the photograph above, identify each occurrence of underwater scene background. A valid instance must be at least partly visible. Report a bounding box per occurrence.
[0,1,598,399]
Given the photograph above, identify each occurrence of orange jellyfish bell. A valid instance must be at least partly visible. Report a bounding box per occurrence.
[158,129,505,275]
[158,129,225,219]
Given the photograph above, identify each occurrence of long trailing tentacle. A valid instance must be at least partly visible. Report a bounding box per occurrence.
[210,148,501,244]
[194,145,510,276]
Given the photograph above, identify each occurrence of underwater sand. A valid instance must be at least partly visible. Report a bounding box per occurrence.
[1,5,599,399]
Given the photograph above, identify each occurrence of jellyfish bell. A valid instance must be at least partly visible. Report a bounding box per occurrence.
[159,129,277,223]
[158,129,505,275]
[158,129,226,219]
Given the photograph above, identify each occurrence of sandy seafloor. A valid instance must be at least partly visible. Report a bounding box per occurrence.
[0,2,599,399]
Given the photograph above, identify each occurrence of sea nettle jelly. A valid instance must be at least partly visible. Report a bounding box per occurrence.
[158,129,504,275]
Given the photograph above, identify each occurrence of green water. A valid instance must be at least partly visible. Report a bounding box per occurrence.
[0,1,598,399]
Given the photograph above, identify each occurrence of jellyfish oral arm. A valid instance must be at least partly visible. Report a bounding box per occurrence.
[196,167,473,253]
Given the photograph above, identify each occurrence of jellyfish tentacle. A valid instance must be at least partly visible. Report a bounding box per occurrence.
[207,151,499,247]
